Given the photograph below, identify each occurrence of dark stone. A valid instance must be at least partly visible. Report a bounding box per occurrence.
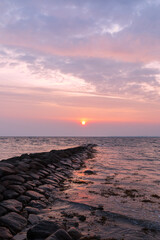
[16,162,30,171]
[84,170,95,175]
[28,200,47,209]
[24,206,40,214]
[45,235,58,240]
[0,226,13,239]
[0,194,3,201]
[28,172,40,180]
[39,184,56,192]
[27,220,60,240]
[68,227,82,240]
[20,174,33,181]
[0,199,22,212]
[54,229,72,240]
[1,180,21,187]
[1,175,25,183]
[0,184,5,193]
[0,162,14,168]
[61,160,72,168]
[48,164,56,170]
[28,214,40,225]
[54,173,66,181]
[0,206,7,216]
[0,212,27,234]
[24,182,34,190]
[42,178,59,185]
[25,190,45,200]
[39,169,50,175]
[47,176,59,183]
[0,166,15,177]
[78,215,86,222]
[3,190,19,199]
[17,195,31,204]
[8,185,26,194]
[32,180,41,186]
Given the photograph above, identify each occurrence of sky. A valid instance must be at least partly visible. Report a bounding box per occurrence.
[0,0,160,136]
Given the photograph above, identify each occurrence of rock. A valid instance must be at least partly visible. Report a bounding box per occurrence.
[78,215,86,222]
[54,173,66,181]
[1,180,21,187]
[0,199,22,212]
[28,200,47,209]
[39,184,56,192]
[27,220,60,240]
[3,190,19,199]
[28,214,40,225]
[0,194,4,201]
[28,172,40,180]
[0,162,14,168]
[46,235,58,240]
[25,190,45,200]
[54,229,72,240]
[84,170,95,175]
[68,227,82,240]
[24,182,34,190]
[41,178,59,185]
[1,175,25,183]
[0,206,7,216]
[0,184,5,193]
[20,174,33,181]
[16,162,30,171]
[0,212,27,234]
[0,166,15,177]
[12,231,26,240]
[7,185,26,194]
[17,195,31,204]
[39,169,50,175]
[0,226,13,239]
[24,206,40,214]
[32,180,41,186]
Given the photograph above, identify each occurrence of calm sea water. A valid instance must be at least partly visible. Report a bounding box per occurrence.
[0,137,160,239]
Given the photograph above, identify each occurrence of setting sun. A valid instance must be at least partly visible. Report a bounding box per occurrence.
[81,120,86,126]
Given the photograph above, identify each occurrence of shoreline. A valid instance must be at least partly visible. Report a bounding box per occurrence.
[0,144,96,240]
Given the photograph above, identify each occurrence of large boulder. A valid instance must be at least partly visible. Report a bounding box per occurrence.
[27,220,60,240]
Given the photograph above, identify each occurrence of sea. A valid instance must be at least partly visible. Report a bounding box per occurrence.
[0,137,160,239]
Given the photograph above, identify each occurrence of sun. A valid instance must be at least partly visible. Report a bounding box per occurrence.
[81,120,86,126]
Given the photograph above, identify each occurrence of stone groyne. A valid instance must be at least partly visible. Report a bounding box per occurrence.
[0,144,96,240]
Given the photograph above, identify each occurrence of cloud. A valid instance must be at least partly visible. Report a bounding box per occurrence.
[0,0,160,62]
